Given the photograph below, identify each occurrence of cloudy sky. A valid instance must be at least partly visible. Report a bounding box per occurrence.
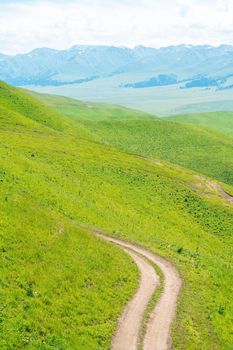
[0,0,233,55]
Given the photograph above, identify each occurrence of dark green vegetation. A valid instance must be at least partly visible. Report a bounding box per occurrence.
[168,111,233,136]
[1,82,233,349]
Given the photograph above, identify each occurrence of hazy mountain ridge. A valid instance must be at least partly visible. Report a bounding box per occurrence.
[2,44,233,87]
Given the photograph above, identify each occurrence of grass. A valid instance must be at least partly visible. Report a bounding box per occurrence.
[167,111,233,136]
[27,90,155,122]
[1,81,233,349]
[33,92,233,186]
[80,119,233,186]
[0,82,139,349]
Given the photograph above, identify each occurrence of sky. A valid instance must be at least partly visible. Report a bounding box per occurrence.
[0,0,233,55]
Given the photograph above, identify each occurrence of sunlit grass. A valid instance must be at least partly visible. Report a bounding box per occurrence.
[1,81,233,349]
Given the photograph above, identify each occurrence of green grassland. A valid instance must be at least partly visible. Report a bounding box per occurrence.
[27,90,155,122]
[0,82,139,349]
[1,81,233,349]
[167,111,233,136]
[80,119,233,186]
[33,92,233,186]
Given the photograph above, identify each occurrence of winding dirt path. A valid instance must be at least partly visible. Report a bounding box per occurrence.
[92,230,182,350]
[112,248,159,350]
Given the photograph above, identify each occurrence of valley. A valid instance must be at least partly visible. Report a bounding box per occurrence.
[3,44,233,115]
[26,77,233,116]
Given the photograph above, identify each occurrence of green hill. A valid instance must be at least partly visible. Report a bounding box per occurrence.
[27,90,155,122]
[0,82,139,349]
[34,92,233,186]
[1,82,233,349]
[167,111,233,136]
[81,119,233,185]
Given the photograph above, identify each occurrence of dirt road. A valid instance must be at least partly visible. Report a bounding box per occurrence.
[112,248,159,350]
[92,231,181,350]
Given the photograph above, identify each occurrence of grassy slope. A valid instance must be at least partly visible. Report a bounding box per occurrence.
[27,91,155,122]
[0,82,139,350]
[1,82,233,349]
[167,111,233,136]
[80,119,233,186]
[35,93,233,186]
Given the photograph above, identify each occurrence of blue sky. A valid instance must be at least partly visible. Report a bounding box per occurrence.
[0,0,233,54]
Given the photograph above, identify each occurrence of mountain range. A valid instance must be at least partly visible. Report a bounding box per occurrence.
[2,44,233,88]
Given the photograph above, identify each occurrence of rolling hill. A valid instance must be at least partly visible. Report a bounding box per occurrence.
[167,111,233,136]
[33,92,233,186]
[1,81,233,349]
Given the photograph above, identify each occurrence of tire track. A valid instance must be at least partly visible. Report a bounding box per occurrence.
[92,230,181,350]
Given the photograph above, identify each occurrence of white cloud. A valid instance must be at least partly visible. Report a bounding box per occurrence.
[0,0,233,54]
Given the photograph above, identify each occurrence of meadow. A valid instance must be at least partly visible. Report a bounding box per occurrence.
[168,111,233,136]
[1,81,233,349]
[33,92,233,186]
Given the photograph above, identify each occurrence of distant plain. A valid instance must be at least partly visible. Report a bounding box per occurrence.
[26,76,233,116]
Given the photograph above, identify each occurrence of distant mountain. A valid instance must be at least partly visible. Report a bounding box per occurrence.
[1,44,233,87]
[0,45,137,85]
